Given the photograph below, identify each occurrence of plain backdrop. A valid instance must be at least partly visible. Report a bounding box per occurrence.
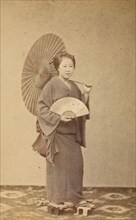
[1,0,135,187]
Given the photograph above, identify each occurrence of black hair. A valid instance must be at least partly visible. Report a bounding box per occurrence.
[53,52,76,71]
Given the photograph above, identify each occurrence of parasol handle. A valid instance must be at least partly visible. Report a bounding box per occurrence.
[71,80,92,88]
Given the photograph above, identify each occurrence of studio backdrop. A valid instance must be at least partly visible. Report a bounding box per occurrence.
[1,0,135,187]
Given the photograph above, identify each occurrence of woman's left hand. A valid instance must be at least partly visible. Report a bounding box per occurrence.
[83,83,92,93]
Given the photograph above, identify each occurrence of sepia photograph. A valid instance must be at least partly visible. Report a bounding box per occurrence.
[0,0,135,219]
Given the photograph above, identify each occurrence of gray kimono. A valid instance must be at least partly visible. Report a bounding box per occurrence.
[37,76,89,204]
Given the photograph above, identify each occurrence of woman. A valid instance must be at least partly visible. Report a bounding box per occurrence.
[37,52,91,207]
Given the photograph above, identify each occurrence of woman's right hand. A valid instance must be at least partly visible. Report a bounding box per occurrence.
[60,111,76,122]
[60,114,72,122]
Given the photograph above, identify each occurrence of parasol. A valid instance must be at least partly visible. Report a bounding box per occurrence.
[21,33,66,116]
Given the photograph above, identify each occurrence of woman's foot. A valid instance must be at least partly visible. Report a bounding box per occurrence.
[64,202,74,208]
[78,200,95,208]
[37,200,49,206]
[49,202,64,208]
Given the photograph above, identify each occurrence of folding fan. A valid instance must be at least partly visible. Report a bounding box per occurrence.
[50,97,89,118]
[21,33,66,116]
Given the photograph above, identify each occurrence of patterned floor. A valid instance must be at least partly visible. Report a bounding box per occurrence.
[0,186,135,220]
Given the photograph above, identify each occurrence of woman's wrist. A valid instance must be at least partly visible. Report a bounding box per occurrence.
[83,90,90,94]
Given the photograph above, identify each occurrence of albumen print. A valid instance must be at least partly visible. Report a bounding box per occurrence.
[1,0,135,219]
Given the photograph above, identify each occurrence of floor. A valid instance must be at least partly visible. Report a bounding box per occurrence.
[0,186,135,220]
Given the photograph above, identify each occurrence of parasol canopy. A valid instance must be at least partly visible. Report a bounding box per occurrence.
[21,33,66,116]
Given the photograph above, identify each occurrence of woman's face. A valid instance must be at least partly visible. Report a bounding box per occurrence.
[58,57,75,80]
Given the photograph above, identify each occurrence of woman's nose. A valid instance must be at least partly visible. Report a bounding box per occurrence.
[66,67,70,71]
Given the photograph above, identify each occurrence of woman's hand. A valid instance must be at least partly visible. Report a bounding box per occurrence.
[60,115,72,122]
[82,83,92,104]
[60,111,75,122]
[83,83,92,94]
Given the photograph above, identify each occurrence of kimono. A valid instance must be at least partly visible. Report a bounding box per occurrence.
[37,76,88,204]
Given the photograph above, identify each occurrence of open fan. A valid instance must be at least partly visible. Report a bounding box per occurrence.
[50,97,89,118]
[21,33,66,116]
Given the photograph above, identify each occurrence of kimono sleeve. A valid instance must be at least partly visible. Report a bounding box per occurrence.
[81,93,90,120]
[37,81,61,136]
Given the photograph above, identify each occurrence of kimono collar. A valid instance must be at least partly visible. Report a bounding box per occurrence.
[58,76,72,90]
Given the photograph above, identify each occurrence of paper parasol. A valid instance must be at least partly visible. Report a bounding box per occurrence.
[21,33,66,116]
[50,97,89,118]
